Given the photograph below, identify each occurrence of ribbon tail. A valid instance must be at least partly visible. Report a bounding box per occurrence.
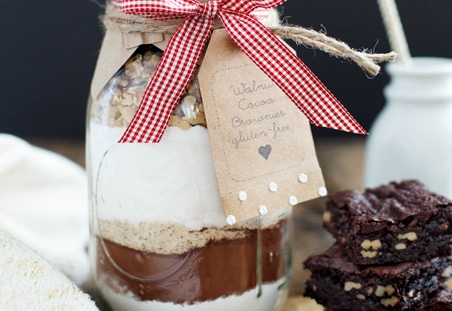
[119,16,214,143]
[220,12,367,135]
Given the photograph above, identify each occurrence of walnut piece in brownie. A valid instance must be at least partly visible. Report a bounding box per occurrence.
[304,244,452,310]
[323,180,452,266]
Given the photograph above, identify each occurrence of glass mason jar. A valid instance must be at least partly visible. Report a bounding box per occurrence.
[364,57,452,198]
[87,45,293,310]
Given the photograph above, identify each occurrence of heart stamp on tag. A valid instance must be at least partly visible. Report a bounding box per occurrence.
[258,144,272,160]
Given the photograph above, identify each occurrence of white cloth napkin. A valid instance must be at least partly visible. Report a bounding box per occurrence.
[0,134,90,286]
[0,230,98,310]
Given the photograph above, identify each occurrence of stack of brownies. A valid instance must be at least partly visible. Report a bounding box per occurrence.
[304,180,452,310]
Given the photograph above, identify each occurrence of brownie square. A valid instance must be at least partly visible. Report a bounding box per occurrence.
[323,180,452,266]
[304,244,452,310]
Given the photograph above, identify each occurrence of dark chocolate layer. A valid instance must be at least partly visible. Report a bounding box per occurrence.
[96,220,290,304]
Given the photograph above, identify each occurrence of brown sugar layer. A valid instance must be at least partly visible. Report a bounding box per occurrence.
[97,209,289,255]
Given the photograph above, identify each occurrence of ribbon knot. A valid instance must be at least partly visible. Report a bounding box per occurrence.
[118,0,367,143]
[197,1,219,19]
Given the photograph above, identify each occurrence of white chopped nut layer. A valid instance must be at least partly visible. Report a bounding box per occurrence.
[92,46,206,130]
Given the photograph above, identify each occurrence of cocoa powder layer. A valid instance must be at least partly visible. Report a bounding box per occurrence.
[96,219,290,304]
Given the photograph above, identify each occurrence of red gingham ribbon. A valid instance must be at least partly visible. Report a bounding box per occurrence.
[118,0,367,143]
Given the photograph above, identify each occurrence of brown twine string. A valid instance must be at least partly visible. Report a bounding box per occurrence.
[102,3,396,76]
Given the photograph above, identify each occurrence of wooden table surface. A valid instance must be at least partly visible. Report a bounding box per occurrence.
[28,136,366,310]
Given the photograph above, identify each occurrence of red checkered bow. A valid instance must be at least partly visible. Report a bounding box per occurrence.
[118,0,367,143]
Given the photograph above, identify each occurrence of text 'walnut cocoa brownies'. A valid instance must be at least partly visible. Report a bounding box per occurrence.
[304,180,452,310]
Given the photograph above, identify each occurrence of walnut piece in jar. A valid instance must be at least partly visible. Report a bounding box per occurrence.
[92,45,206,130]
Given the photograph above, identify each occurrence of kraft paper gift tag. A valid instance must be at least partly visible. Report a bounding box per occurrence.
[198,29,326,223]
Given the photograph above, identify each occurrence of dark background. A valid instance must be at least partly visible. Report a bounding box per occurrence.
[1,1,452,139]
